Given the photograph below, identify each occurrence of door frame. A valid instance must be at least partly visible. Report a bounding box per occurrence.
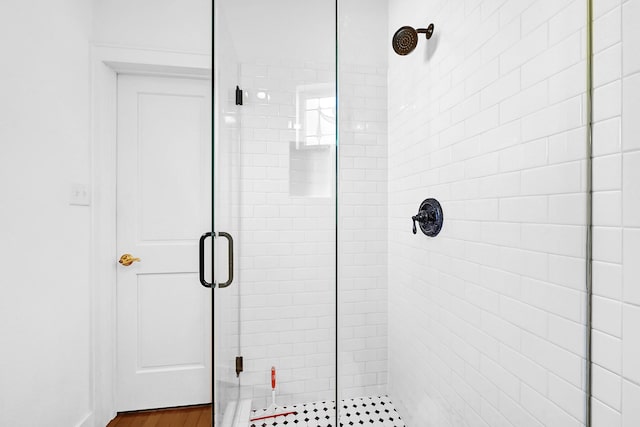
[89,45,211,426]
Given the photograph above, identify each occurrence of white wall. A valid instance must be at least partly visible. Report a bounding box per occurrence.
[92,0,211,53]
[0,1,93,426]
[387,0,589,425]
[590,0,640,425]
[220,0,334,64]
[0,2,211,426]
[220,0,389,67]
[340,0,390,68]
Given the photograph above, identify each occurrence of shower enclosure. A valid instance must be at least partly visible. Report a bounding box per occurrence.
[212,1,591,426]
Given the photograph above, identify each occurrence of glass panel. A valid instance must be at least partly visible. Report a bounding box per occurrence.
[336,2,392,424]
[213,1,337,425]
[212,4,242,424]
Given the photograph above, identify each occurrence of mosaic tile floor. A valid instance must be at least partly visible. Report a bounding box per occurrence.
[249,395,405,427]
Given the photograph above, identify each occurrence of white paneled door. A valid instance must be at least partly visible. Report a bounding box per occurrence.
[116,74,212,411]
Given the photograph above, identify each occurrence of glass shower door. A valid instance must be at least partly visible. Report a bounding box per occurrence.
[212,1,337,426]
[211,5,242,424]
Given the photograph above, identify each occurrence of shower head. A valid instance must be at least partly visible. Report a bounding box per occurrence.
[392,23,434,56]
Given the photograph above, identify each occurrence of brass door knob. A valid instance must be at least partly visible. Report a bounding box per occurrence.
[119,254,141,266]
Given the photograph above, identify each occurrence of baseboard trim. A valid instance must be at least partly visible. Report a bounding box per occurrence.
[75,412,94,427]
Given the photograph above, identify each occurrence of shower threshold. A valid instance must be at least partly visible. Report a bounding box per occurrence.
[249,395,405,427]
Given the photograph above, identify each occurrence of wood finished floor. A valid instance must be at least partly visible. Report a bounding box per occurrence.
[107,405,211,427]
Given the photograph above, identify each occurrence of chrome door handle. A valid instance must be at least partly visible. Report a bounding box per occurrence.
[217,232,234,288]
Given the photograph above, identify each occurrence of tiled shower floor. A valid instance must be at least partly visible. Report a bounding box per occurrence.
[249,395,406,427]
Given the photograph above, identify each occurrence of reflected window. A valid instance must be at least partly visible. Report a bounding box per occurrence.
[290,83,335,198]
[295,83,335,146]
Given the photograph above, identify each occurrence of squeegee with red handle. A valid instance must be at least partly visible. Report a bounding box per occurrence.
[249,366,298,422]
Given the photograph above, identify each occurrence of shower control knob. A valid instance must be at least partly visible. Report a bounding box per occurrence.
[412,212,428,234]
[412,198,443,237]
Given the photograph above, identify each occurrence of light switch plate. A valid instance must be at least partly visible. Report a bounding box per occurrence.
[70,183,90,206]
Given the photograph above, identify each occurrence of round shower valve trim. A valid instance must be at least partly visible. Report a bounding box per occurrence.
[412,198,443,237]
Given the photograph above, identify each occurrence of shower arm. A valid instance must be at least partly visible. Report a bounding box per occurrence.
[416,24,435,39]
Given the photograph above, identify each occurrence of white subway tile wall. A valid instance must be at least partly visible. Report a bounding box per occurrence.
[387,0,588,425]
[338,62,389,400]
[592,0,640,425]
[225,58,388,408]
[233,59,336,409]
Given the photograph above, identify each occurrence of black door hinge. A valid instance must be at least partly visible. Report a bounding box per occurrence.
[235,356,243,377]
[235,86,243,106]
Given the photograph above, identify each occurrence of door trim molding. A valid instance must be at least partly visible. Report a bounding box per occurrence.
[90,45,211,426]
